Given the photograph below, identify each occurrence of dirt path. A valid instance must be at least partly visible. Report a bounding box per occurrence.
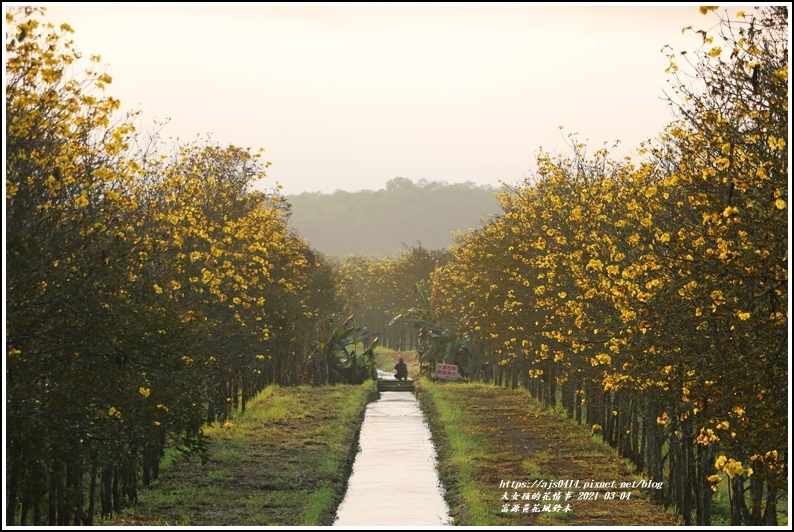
[420,382,680,526]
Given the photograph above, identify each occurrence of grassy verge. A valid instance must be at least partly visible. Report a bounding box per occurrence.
[373,346,420,377]
[100,373,696,527]
[418,378,681,526]
[104,383,376,526]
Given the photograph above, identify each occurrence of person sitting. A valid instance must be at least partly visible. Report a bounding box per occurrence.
[394,357,408,381]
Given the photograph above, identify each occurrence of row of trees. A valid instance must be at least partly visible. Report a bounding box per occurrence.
[334,245,451,350]
[423,6,786,525]
[4,9,364,525]
[325,12,787,525]
[5,5,786,527]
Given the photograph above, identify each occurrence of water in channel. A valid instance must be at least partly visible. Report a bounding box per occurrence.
[333,378,451,527]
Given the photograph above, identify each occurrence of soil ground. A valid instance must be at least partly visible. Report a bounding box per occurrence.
[102,377,680,527]
[419,380,680,526]
[103,385,374,526]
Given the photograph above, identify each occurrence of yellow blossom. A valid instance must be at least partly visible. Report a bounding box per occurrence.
[586,258,604,272]
[768,136,786,150]
[724,459,746,478]
[697,428,720,445]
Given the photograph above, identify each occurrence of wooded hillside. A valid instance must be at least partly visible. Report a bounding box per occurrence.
[285,177,504,256]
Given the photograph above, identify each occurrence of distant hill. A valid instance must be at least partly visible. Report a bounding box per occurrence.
[284,177,504,256]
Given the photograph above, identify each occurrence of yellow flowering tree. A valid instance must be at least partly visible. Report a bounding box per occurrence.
[434,5,786,526]
[5,8,342,525]
[647,6,788,524]
[5,7,164,524]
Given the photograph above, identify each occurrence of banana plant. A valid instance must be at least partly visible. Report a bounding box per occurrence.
[321,314,379,384]
[389,266,471,372]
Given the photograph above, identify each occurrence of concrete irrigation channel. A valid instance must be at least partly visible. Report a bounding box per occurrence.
[333,372,451,526]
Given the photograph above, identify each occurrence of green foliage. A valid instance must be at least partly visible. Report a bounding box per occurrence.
[301,482,335,526]
[315,314,379,384]
[335,244,452,350]
[389,269,472,372]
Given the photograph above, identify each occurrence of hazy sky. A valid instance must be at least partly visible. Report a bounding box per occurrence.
[31,3,750,195]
